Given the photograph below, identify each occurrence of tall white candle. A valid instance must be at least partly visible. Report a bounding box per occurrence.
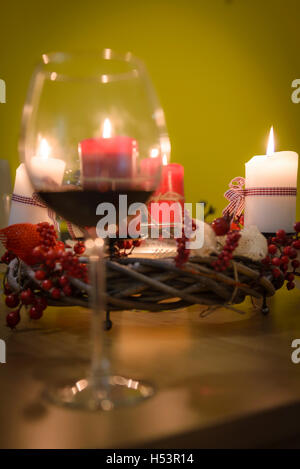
[9,138,66,226]
[245,127,298,233]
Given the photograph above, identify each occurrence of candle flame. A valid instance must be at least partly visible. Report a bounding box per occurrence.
[39,138,51,159]
[102,118,112,138]
[266,126,275,156]
[150,148,159,158]
[162,154,168,166]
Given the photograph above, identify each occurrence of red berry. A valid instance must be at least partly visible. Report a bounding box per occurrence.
[294,222,300,233]
[63,285,72,296]
[262,256,271,265]
[133,239,141,247]
[280,256,289,265]
[59,275,69,287]
[20,289,33,305]
[280,263,288,272]
[287,281,295,290]
[272,268,281,278]
[292,240,300,250]
[211,217,230,236]
[276,229,286,239]
[283,246,292,256]
[289,248,298,259]
[31,246,44,262]
[271,257,281,266]
[46,248,57,260]
[6,310,20,328]
[34,296,47,311]
[292,260,300,269]
[42,279,52,291]
[123,240,132,250]
[74,242,85,255]
[29,306,43,320]
[286,273,295,282]
[51,288,61,299]
[5,294,19,308]
[35,270,46,281]
[268,244,277,255]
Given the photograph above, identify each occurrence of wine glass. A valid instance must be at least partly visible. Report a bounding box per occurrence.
[20,50,170,410]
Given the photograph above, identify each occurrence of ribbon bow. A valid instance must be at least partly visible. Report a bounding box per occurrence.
[222,177,245,218]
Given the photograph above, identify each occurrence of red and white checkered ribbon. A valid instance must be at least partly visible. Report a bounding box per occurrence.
[11,193,82,239]
[223,177,297,218]
[12,192,58,230]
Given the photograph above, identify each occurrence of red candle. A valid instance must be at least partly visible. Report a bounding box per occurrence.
[139,154,163,191]
[149,163,185,225]
[79,119,137,190]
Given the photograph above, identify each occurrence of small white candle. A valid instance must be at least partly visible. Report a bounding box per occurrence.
[245,127,298,233]
[9,138,66,226]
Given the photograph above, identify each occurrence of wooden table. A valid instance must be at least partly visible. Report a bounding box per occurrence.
[0,288,300,449]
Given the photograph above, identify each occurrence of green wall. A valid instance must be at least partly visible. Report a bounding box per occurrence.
[0,0,299,218]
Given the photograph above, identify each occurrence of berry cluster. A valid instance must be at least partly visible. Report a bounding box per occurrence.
[175,214,197,268]
[262,222,300,290]
[212,231,241,272]
[2,222,88,328]
[4,283,48,328]
[114,238,141,258]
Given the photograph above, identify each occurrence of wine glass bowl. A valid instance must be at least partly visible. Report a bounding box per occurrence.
[20,50,169,410]
[21,50,169,226]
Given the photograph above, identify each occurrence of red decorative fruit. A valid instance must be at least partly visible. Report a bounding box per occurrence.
[268,244,277,255]
[20,289,33,305]
[211,217,230,236]
[276,229,286,240]
[5,294,19,308]
[288,248,298,260]
[6,310,20,328]
[294,222,300,233]
[271,257,281,266]
[42,279,52,291]
[59,275,69,287]
[272,268,281,278]
[33,296,47,311]
[62,285,72,296]
[51,288,61,299]
[29,306,43,320]
[35,270,46,281]
[292,240,300,250]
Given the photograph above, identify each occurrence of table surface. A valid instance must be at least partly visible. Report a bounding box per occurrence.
[0,285,300,449]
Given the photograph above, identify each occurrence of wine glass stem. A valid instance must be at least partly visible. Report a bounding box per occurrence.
[88,239,111,391]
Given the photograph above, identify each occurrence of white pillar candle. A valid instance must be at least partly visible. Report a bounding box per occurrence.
[9,138,66,226]
[245,127,298,233]
[30,138,66,187]
[8,163,54,225]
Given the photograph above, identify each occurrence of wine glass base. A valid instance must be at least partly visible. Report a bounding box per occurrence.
[44,375,154,411]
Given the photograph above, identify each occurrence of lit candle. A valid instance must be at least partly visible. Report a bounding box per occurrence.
[30,138,66,187]
[9,138,65,226]
[79,118,137,190]
[245,127,298,233]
